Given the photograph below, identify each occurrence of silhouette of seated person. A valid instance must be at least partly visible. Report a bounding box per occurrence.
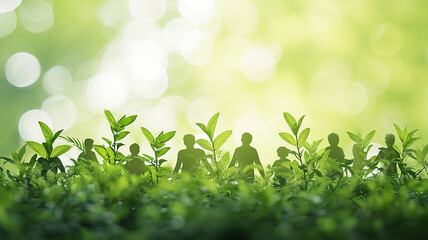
[325,133,345,179]
[78,138,98,163]
[352,144,364,174]
[272,147,292,187]
[376,134,400,176]
[173,134,208,175]
[126,143,147,175]
[229,132,265,183]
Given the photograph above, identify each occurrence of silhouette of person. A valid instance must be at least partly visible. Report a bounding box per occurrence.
[376,134,400,176]
[126,143,146,175]
[325,133,345,179]
[173,134,207,175]
[272,147,292,187]
[352,144,364,173]
[229,133,265,183]
[78,138,98,163]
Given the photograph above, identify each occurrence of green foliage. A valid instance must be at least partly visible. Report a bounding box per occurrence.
[94,110,137,164]
[141,127,176,185]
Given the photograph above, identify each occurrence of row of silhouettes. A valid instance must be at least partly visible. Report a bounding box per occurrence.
[79,132,400,183]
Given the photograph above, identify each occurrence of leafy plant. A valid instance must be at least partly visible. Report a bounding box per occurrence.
[347,130,376,177]
[94,110,137,164]
[0,145,37,180]
[26,121,71,176]
[195,113,233,178]
[394,124,420,181]
[279,112,314,189]
[141,127,176,184]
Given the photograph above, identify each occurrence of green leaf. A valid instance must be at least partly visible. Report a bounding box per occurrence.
[38,121,53,142]
[94,145,108,159]
[213,130,232,150]
[141,127,155,145]
[27,141,47,159]
[196,139,213,151]
[159,131,176,143]
[314,169,323,177]
[17,144,27,161]
[347,132,362,143]
[196,123,210,138]
[283,112,298,135]
[118,115,137,127]
[394,124,404,141]
[51,130,63,143]
[51,145,71,158]
[279,132,296,146]
[159,159,167,167]
[102,137,112,145]
[156,147,170,158]
[115,131,130,141]
[363,130,376,148]
[298,128,310,146]
[207,112,220,139]
[104,110,117,128]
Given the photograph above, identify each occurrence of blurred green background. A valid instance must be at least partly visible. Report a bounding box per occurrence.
[1,0,427,166]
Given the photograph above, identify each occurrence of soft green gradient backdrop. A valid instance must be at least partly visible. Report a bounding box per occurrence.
[1,0,427,167]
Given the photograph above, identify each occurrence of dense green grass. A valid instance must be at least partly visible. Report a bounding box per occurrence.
[1,111,428,240]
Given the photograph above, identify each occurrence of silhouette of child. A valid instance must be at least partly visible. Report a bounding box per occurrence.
[229,133,265,183]
[78,138,98,163]
[376,134,400,176]
[126,143,146,175]
[173,134,207,175]
[272,147,292,187]
[325,133,345,179]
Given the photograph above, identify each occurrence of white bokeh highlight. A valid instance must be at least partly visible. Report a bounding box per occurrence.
[0,11,17,38]
[43,65,73,95]
[0,0,22,13]
[5,52,41,87]
[41,95,77,131]
[19,0,54,33]
[128,0,166,22]
[18,109,53,142]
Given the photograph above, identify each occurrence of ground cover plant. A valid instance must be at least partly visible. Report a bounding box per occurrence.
[1,112,428,240]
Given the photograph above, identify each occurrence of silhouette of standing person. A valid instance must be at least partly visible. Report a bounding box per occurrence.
[126,143,146,175]
[272,147,292,187]
[229,133,265,183]
[78,138,98,163]
[173,134,208,175]
[376,134,400,176]
[352,144,364,173]
[325,133,345,179]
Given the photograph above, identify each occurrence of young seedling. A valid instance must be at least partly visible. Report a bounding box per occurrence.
[347,130,376,176]
[26,121,71,176]
[0,145,38,181]
[393,124,419,181]
[141,127,175,184]
[195,113,232,177]
[94,110,137,164]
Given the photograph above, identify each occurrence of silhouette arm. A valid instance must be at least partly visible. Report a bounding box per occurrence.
[254,150,265,177]
[173,152,182,174]
[229,149,238,168]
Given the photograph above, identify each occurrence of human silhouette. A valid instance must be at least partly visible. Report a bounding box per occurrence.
[228,133,265,183]
[352,144,364,173]
[272,147,292,187]
[78,138,98,163]
[173,134,207,175]
[325,133,345,179]
[126,143,146,175]
[376,134,400,176]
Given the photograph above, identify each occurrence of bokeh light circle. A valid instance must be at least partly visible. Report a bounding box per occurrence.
[356,60,390,96]
[178,0,216,25]
[131,71,169,99]
[19,0,54,33]
[0,11,17,38]
[5,52,41,87]
[18,109,53,142]
[41,95,77,130]
[0,0,22,13]
[128,0,166,22]
[371,23,403,56]
[233,115,268,147]
[334,81,368,116]
[162,18,195,53]
[240,46,276,83]
[43,65,73,95]
[223,0,259,35]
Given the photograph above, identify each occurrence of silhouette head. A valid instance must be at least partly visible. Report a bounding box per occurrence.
[130,143,140,156]
[328,133,340,146]
[385,134,395,147]
[183,134,195,148]
[84,138,94,149]
[277,147,290,159]
[241,132,253,146]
